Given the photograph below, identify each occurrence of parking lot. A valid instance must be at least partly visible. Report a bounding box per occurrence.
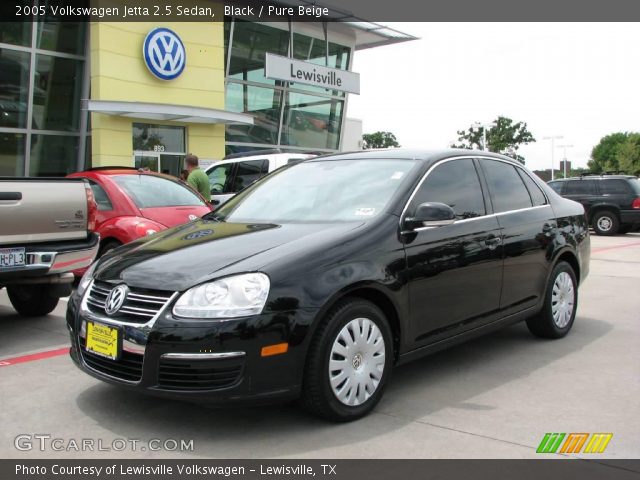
[1,234,638,460]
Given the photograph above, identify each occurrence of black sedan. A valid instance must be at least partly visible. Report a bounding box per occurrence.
[67,149,590,421]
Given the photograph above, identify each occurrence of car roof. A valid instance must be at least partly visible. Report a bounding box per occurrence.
[308,148,520,166]
[205,152,315,170]
[551,175,637,182]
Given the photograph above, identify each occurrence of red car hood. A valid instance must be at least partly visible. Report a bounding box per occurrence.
[140,205,212,228]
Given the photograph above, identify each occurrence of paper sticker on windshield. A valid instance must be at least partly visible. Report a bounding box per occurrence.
[355,208,376,217]
[391,171,405,180]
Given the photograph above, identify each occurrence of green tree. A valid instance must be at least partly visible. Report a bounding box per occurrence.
[452,116,535,164]
[616,133,640,175]
[362,131,400,149]
[588,132,629,172]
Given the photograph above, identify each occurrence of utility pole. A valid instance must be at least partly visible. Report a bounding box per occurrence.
[543,135,564,180]
[557,144,574,178]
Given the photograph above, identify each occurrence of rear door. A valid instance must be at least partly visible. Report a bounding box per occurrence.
[598,179,633,209]
[404,158,503,346]
[478,159,555,314]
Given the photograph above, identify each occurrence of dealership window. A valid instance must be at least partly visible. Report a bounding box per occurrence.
[224,18,351,154]
[228,20,289,85]
[410,159,486,219]
[225,83,282,145]
[0,133,25,176]
[132,124,185,152]
[0,23,32,47]
[29,134,78,176]
[36,21,86,56]
[0,13,88,177]
[280,92,343,150]
[33,55,84,131]
[0,49,30,129]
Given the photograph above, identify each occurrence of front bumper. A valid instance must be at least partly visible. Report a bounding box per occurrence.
[66,286,317,404]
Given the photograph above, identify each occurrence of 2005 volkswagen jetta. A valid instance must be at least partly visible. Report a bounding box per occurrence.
[67,149,590,421]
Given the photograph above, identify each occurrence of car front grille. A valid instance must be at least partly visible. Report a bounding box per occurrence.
[86,280,173,324]
[157,356,244,391]
[80,339,143,383]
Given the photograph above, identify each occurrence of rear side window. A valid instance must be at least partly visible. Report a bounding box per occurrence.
[564,180,596,195]
[231,160,269,192]
[481,160,532,213]
[628,178,640,194]
[599,179,630,195]
[410,159,486,219]
[113,175,205,208]
[517,170,547,206]
[548,181,563,194]
[89,180,112,211]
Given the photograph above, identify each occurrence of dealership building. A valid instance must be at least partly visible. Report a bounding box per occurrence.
[0,3,414,177]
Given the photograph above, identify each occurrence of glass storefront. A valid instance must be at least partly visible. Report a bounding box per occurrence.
[0,10,88,177]
[225,19,351,155]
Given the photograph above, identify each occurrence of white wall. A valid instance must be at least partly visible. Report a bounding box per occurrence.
[341,117,363,151]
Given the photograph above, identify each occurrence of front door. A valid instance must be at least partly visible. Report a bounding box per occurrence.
[133,152,185,177]
[403,158,503,347]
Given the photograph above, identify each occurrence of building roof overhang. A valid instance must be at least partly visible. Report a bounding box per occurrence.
[83,100,254,125]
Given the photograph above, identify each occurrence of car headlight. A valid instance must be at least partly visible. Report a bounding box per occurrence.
[173,273,270,319]
[77,261,97,297]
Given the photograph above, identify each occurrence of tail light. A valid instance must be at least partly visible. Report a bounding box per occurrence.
[633,198,640,209]
[84,182,97,231]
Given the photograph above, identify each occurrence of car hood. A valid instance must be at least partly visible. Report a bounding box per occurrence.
[95,219,364,291]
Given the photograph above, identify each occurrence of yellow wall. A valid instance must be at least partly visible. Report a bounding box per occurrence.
[90,15,225,168]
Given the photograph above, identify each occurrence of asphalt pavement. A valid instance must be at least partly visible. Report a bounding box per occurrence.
[1,234,638,459]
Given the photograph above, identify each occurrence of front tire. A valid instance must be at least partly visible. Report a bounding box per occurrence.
[527,261,578,339]
[7,284,60,317]
[301,298,393,422]
[592,210,619,236]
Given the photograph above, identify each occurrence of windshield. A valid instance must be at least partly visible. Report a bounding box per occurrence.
[113,175,206,208]
[210,159,418,223]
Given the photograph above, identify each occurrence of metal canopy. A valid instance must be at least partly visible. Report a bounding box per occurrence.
[83,100,254,125]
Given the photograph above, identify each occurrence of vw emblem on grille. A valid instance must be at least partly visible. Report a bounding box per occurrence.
[188,214,198,221]
[105,285,129,315]
[143,27,186,80]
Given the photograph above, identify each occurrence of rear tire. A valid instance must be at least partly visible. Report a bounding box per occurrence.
[526,261,577,339]
[592,210,619,236]
[7,284,60,317]
[301,298,393,422]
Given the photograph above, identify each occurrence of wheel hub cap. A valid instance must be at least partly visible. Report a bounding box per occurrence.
[598,217,612,231]
[551,271,575,328]
[329,317,386,406]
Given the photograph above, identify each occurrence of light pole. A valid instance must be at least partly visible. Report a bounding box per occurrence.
[557,144,574,178]
[543,135,564,180]
[473,122,489,151]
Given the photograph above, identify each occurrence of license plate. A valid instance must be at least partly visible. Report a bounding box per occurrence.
[0,248,26,270]
[86,322,119,360]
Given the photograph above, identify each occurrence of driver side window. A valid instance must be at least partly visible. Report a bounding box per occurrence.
[409,159,486,219]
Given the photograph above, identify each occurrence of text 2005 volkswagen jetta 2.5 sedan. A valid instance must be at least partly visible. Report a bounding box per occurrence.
[67,149,590,421]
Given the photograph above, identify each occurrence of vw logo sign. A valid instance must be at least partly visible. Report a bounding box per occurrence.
[104,285,129,315]
[143,27,186,80]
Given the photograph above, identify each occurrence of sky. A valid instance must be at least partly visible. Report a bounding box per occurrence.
[347,23,639,171]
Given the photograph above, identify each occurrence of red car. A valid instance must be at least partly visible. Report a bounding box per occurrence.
[67,167,212,272]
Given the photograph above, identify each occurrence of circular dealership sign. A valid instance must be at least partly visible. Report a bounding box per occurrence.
[143,27,186,80]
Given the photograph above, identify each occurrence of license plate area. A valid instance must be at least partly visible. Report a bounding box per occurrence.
[0,247,26,270]
[85,321,120,360]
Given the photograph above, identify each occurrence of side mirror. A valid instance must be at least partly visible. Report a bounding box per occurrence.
[404,202,456,230]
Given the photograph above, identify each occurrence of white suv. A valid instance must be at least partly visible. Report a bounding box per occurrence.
[205,151,316,207]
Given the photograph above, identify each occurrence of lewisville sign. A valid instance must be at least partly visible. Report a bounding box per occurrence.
[265,53,360,94]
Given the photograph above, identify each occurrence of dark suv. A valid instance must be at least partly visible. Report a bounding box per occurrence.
[548,175,640,235]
